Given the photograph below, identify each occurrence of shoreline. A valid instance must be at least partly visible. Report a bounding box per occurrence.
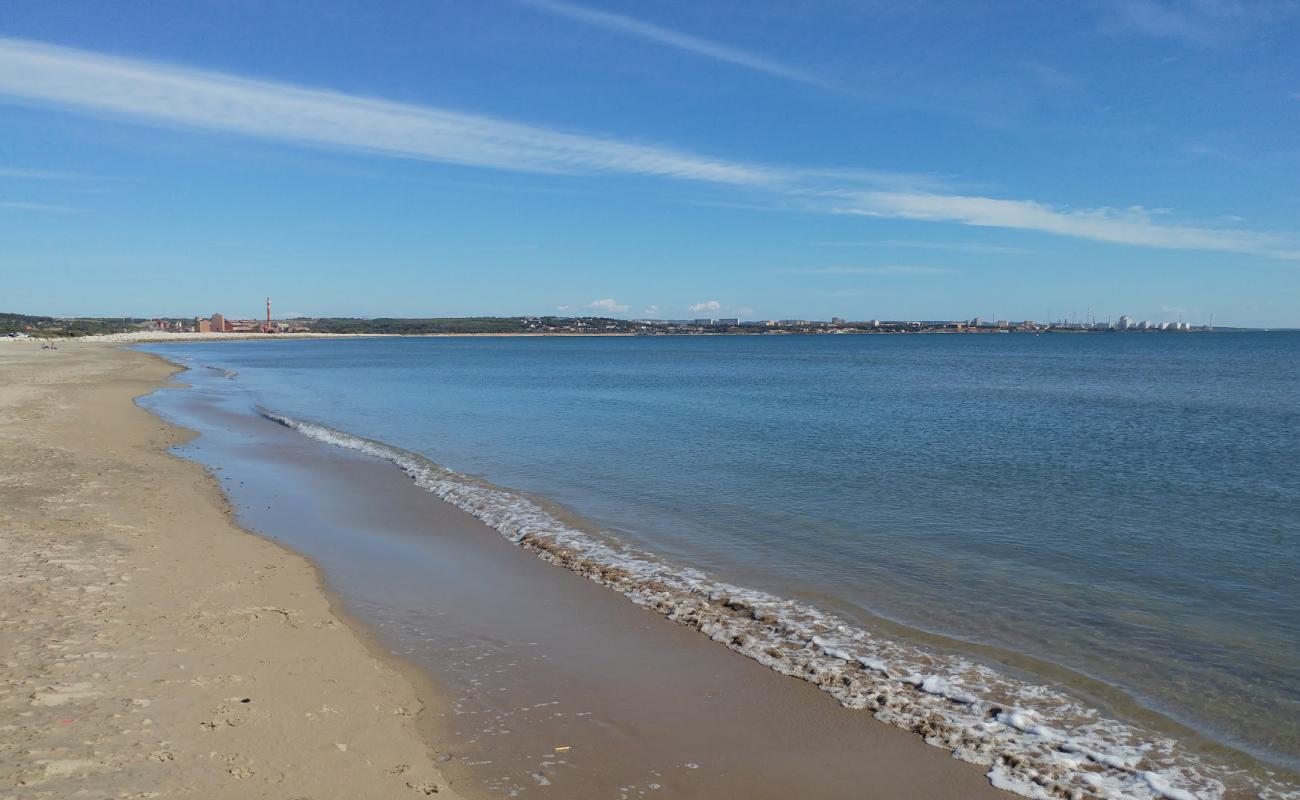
[7,337,1292,798]
[132,341,1023,799]
[4,326,1243,346]
[131,336,1298,800]
[0,341,466,798]
[256,406,1276,800]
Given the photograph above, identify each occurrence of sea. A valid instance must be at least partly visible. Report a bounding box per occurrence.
[138,332,1300,799]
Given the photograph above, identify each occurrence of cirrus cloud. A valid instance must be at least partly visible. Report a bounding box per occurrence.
[0,200,79,212]
[777,264,954,276]
[520,0,837,91]
[0,36,779,188]
[833,191,1300,261]
[1,37,1297,261]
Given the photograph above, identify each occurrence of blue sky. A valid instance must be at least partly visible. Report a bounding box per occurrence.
[1,0,1297,325]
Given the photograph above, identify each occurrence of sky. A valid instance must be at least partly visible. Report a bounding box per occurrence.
[1,0,1298,326]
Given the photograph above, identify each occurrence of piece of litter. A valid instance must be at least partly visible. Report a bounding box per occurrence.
[554,746,571,752]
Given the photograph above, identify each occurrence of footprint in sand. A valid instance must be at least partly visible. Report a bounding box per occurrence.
[30,682,100,706]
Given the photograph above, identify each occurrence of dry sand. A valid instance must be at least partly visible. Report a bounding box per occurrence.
[0,341,463,799]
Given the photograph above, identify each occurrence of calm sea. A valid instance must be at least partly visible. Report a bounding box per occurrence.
[140,332,1299,793]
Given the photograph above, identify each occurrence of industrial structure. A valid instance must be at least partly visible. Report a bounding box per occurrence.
[184,299,290,334]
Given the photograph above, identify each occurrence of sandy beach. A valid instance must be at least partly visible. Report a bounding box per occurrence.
[1,339,1020,799]
[0,341,462,798]
[4,3,1294,796]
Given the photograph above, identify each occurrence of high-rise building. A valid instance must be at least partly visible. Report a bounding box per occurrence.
[211,313,226,332]
[1118,315,1134,330]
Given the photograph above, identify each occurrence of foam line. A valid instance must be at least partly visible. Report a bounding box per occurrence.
[260,407,1285,800]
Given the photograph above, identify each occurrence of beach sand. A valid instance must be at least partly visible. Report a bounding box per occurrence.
[0,341,462,798]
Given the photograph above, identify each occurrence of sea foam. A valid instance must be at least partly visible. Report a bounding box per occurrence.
[261,408,1292,800]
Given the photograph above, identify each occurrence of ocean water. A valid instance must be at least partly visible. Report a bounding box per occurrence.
[139,333,1300,798]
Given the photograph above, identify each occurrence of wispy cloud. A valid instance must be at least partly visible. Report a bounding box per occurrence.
[1019,61,1078,90]
[1098,0,1299,46]
[520,0,834,90]
[1103,0,1220,44]
[0,166,101,180]
[777,265,954,276]
[688,300,724,313]
[0,200,79,212]
[1,37,1297,261]
[0,37,779,188]
[833,191,1300,261]
[811,239,1034,255]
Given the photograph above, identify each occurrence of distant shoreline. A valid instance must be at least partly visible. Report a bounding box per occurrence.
[4,327,1260,345]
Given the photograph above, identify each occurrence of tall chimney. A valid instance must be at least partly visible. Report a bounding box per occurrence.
[266,297,272,331]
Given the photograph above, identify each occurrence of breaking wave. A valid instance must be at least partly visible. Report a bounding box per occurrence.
[203,365,238,379]
[261,408,1292,800]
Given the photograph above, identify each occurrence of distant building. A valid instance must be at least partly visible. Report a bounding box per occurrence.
[195,317,212,333]
[717,318,739,326]
[831,317,846,325]
[211,313,226,332]
[1117,315,1134,330]
[692,318,714,326]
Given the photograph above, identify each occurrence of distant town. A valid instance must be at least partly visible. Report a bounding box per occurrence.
[1,302,1236,339]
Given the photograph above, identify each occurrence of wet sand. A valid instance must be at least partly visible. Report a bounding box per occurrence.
[0,341,462,798]
[141,345,1013,799]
